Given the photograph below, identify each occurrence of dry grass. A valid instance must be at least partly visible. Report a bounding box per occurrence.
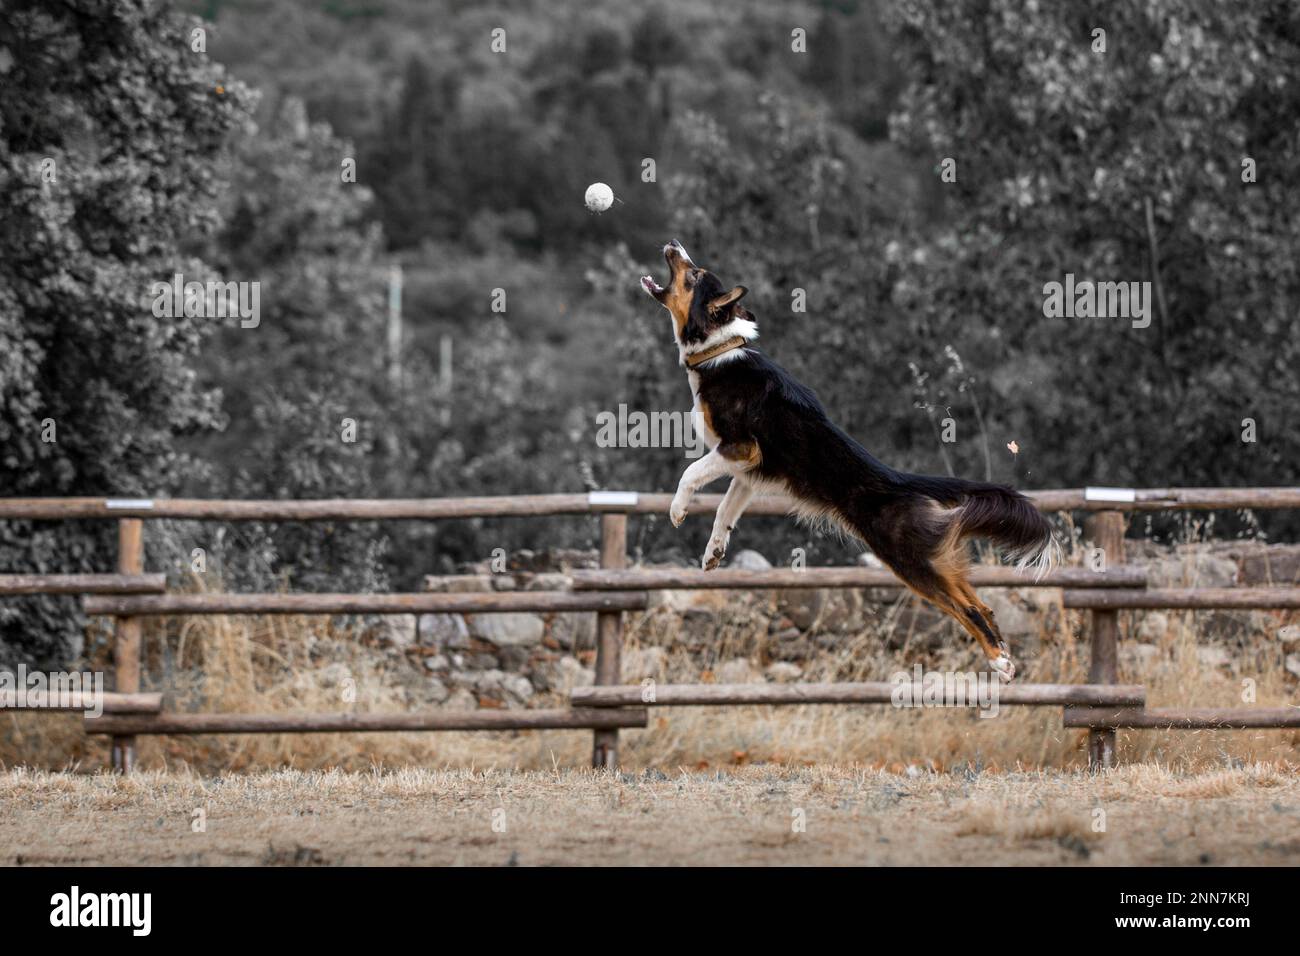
[1,762,1296,866]
[5,608,1296,776]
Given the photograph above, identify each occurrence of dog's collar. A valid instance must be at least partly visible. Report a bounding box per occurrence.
[684,335,747,369]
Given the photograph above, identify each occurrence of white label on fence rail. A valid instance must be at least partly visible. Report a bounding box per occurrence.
[588,491,638,507]
[1084,487,1136,503]
[105,499,155,510]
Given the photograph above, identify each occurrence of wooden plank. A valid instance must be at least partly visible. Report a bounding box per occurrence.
[1064,707,1300,729]
[592,512,627,769]
[570,566,1147,591]
[1063,588,1300,609]
[112,518,144,773]
[572,682,1146,708]
[0,691,162,713]
[3,487,1299,522]
[84,590,649,616]
[0,573,166,595]
[0,495,594,520]
[1118,487,1300,511]
[1083,511,1125,770]
[630,488,1300,516]
[84,707,648,735]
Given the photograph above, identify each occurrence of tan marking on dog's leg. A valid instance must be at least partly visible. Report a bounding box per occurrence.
[911,578,1002,663]
[717,439,762,468]
[953,576,1014,680]
[898,533,1014,680]
[954,577,1000,640]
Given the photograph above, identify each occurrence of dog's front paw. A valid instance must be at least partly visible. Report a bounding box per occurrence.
[989,653,1016,683]
[669,497,688,528]
[701,529,729,570]
[702,543,726,571]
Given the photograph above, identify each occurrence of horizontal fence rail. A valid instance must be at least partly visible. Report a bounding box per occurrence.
[1063,588,1300,609]
[1063,707,1300,729]
[0,573,167,595]
[572,682,1147,708]
[631,488,1300,516]
[83,591,649,616]
[570,567,1147,591]
[0,495,596,521]
[3,487,1300,521]
[83,708,649,736]
[0,691,163,714]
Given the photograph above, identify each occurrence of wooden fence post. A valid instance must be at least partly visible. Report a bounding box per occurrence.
[111,519,143,773]
[592,512,627,769]
[1083,510,1125,770]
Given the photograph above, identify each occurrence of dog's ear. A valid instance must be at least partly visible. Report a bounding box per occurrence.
[707,285,747,314]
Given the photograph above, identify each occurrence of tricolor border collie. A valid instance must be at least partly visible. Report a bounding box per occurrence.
[640,239,1058,681]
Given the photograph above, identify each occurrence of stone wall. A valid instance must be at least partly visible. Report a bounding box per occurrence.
[363,541,1300,709]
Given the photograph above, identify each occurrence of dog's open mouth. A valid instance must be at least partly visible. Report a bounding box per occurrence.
[641,240,691,297]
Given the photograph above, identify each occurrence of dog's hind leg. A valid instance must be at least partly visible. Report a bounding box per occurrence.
[895,563,1016,682]
[929,526,1015,680]
[703,477,754,570]
[951,575,1012,677]
[869,512,1016,681]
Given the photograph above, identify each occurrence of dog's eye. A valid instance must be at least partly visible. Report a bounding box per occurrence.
[685,270,699,288]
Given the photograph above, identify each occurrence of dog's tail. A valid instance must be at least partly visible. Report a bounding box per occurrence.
[901,474,1059,579]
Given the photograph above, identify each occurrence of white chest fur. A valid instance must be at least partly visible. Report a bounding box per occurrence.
[676,317,759,453]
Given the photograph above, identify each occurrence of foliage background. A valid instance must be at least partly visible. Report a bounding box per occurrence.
[2,0,1297,664]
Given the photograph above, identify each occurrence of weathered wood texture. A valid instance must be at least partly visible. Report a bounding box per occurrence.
[84,707,648,736]
[570,566,1146,591]
[3,487,1299,521]
[592,512,628,769]
[634,488,1300,514]
[1064,707,1300,729]
[0,691,162,713]
[85,591,649,616]
[571,682,1146,708]
[1083,511,1125,771]
[1064,588,1300,609]
[0,573,166,595]
[0,496,596,520]
[112,519,144,773]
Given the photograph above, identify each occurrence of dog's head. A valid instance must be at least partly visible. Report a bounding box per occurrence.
[640,240,750,346]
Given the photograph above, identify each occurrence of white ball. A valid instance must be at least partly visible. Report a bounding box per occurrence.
[584,182,614,212]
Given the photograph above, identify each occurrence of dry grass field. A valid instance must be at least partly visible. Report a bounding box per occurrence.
[2,763,1297,866]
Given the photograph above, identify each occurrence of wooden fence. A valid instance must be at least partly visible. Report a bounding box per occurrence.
[1,487,1298,772]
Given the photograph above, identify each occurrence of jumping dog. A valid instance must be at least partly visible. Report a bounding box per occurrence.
[640,240,1057,681]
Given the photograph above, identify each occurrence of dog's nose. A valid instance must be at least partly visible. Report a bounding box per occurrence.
[664,239,694,266]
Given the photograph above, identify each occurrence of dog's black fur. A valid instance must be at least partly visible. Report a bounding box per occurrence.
[696,344,1050,587]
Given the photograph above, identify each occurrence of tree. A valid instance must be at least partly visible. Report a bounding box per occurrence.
[886,0,1300,496]
[0,0,251,665]
[366,56,461,248]
[191,95,392,592]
